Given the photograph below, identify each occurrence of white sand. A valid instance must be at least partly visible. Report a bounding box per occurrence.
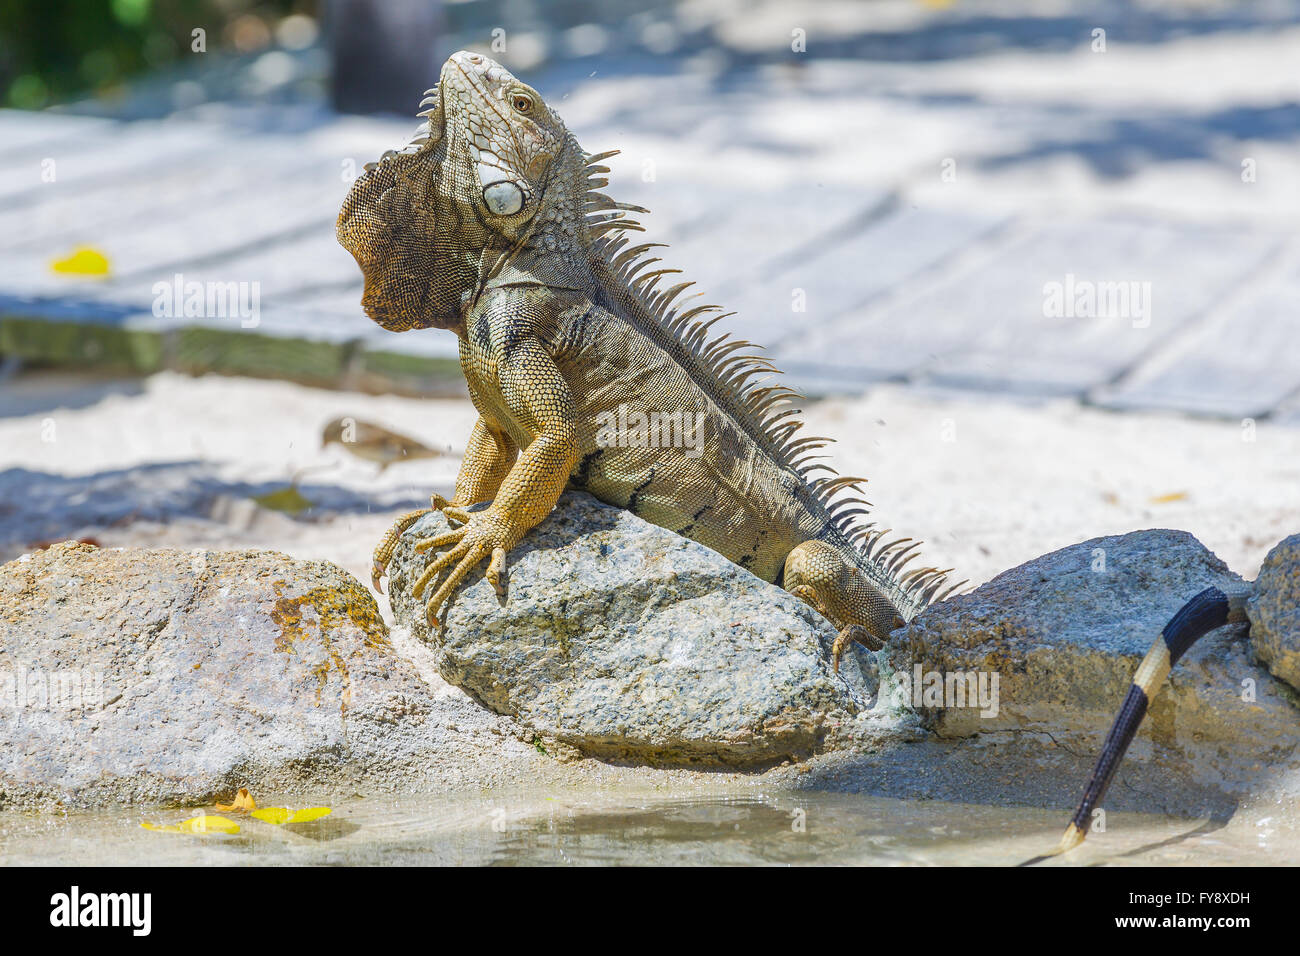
[2,371,1296,605]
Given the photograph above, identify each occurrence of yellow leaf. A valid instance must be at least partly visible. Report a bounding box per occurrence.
[51,246,111,276]
[251,806,332,825]
[286,807,332,823]
[251,486,314,515]
[1149,491,1190,504]
[216,787,257,813]
[250,807,290,825]
[141,814,241,834]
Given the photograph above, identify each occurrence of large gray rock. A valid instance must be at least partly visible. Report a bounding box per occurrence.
[888,529,1300,793]
[1249,534,1300,692]
[0,542,535,810]
[388,492,874,767]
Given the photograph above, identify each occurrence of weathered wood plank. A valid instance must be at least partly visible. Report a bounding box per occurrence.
[777,218,1280,396]
[0,120,241,210]
[0,184,342,302]
[924,223,1283,397]
[761,205,1009,389]
[1096,249,1300,418]
[0,109,117,161]
[0,111,410,295]
[1,140,323,257]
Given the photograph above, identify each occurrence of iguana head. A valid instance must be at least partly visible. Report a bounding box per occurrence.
[337,51,590,332]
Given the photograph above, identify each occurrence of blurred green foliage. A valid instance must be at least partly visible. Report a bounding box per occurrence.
[0,0,315,109]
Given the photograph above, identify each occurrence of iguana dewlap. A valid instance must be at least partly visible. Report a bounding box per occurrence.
[337,50,959,666]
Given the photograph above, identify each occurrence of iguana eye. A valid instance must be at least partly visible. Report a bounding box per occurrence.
[511,93,534,114]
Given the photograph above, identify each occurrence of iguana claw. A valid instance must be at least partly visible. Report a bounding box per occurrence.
[369,493,459,593]
[831,625,877,674]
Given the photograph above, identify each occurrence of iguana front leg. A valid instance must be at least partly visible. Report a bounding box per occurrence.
[370,416,517,591]
[411,338,579,625]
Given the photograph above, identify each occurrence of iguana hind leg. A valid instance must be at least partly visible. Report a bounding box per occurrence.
[784,540,904,672]
[371,417,517,592]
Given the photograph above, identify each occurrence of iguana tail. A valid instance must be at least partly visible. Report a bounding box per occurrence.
[1023,584,1250,865]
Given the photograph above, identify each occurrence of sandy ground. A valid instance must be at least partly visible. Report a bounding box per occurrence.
[2,369,1298,864]
[1,369,1296,611]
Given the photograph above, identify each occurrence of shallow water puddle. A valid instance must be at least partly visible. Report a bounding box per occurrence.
[1,790,1293,866]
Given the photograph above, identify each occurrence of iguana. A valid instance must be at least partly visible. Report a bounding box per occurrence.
[337,51,1246,858]
[336,49,960,668]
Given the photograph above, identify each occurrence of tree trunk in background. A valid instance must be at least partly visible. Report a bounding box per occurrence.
[327,0,443,115]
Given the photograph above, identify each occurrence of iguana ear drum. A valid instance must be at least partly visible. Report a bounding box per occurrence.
[483,181,524,215]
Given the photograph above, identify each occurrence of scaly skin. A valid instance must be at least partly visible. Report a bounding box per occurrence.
[338,51,960,664]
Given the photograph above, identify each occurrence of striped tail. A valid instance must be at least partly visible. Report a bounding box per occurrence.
[1023,584,1249,865]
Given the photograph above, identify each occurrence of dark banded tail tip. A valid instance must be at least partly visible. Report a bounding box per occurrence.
[1163,586,1231,664]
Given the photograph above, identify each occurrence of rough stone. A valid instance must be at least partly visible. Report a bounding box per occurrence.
[888,529,1300,794]
[0,542,533,809]
[388,492,875,767]
[1248,533,1300,693]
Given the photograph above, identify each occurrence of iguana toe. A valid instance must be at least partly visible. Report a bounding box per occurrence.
[371,507,434,593]
[831,625,877,674]
[414,510,519,623]
[486,546,508,596]
[413,525,468,556]
[442,506,473,525]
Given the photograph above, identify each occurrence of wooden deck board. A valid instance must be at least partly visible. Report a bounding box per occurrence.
[0,80,1292,418]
